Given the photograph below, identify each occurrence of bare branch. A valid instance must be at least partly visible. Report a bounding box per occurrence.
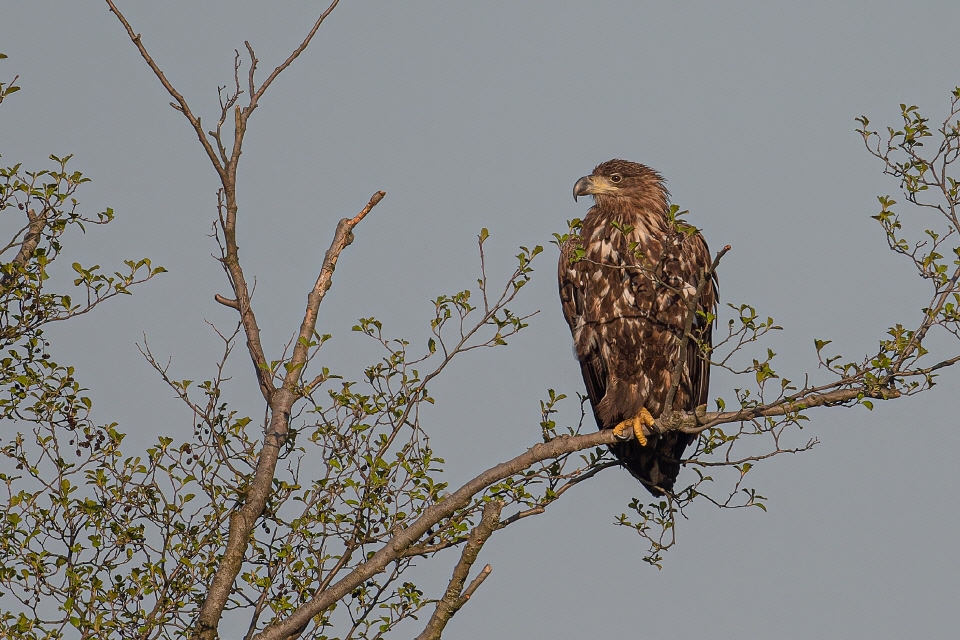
[214,294,240,310]
[285,191,385,395]
[461,565,493,601]
[248,1,340,110]
[104,0,226,182]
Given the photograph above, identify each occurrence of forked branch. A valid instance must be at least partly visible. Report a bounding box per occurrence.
[414,500,503,640]
[282,191,385,396]
[194,192,383,640]
[104,0,227,182]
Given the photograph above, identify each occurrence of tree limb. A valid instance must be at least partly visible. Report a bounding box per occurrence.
[251,372,907,640]
[248,1,340,110]
[214,294,240,309]
[662,384,900,435]
[193,192,382,640]
[105,5,363,636]
[0,206,44,293]
[252,430,615,640]
[283,191,385,397]
[104,0,274,401]
[104,0,227,182]
[414,500,502,640]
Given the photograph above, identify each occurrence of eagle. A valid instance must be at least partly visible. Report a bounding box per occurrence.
[558,159,717,496]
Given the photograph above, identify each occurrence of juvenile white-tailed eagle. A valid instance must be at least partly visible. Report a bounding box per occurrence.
[559,159,717,496]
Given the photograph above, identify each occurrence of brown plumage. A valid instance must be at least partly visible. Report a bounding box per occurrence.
[558,160,717,496]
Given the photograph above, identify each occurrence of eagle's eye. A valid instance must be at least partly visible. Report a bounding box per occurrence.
[610,174,622,184]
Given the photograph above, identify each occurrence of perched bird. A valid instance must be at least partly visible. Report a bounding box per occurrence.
[558,159,717,496]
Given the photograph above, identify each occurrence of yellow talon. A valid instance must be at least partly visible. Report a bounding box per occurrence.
[614,407,655,446]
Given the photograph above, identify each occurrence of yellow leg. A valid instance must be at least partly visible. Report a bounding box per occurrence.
[613,407,655,446]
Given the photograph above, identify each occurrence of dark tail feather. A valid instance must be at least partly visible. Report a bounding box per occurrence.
[610,431,694,497]
[577,359,694,496]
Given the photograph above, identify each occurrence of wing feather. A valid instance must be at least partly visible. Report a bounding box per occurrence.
[559,239,608,428]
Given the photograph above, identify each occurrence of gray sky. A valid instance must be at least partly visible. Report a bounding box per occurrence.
[2,2,959,638]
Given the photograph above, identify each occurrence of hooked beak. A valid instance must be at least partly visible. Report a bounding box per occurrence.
[573,176,592,202]
[573,175,616,201]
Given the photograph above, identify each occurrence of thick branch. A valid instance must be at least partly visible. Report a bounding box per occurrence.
[193,193,382,640]
[414,500,503,640]
[252,430,614,640]
[253,376,906,640]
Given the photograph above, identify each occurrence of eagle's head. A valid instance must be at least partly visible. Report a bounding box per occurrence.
[573,159,667,208]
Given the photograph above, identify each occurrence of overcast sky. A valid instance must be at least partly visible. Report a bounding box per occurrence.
[2,2,959,638]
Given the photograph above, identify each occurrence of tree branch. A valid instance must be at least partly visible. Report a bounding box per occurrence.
[105,0,273,401]
[894,263,960,370]
[252,430,614,640]
[0,206,44,293]
[228,0,339,178]
[193,192,382,640]
[214,294,240,309]
[104,0,226,182]
[106,5,359,635]
[252,370,909,640]
[414,500,502,640]
[662,384,899,435]
[283,191,385,397]
[248,1,340,109]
